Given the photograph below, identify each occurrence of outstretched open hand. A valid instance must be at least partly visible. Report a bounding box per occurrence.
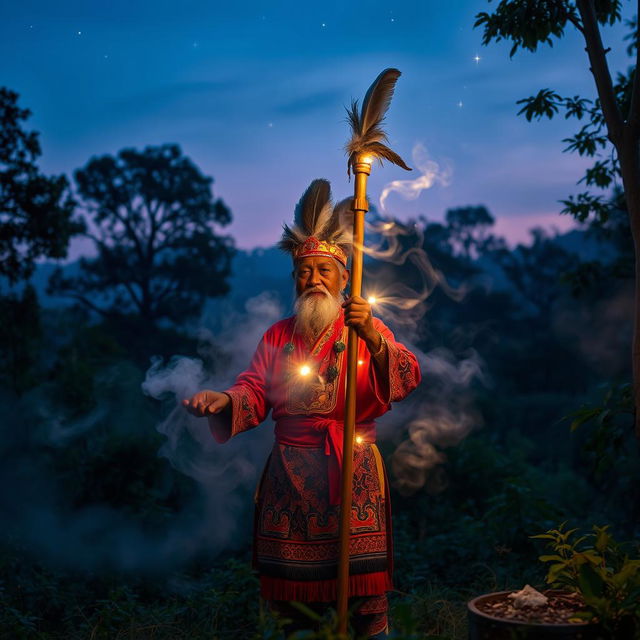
[182,390,230,417]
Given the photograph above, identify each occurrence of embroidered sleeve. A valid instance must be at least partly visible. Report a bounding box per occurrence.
[369,319,421,405]
[208,333,273,443]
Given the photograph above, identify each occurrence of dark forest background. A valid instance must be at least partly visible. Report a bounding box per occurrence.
[2,1,640,632]
[1,85,638,639]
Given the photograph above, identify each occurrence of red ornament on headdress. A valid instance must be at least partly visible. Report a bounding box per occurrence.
[278,179,352,268]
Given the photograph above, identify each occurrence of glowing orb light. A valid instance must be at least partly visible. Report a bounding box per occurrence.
[355,436,363,444]
[299,365,311,376]
[357,360,364,366]
[367,296,377,304]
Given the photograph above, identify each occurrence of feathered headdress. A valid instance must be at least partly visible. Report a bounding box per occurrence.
[279,179,352,267]
[345,67,412,177]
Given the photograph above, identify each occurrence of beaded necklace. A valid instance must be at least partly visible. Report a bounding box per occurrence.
[283,321,345,383]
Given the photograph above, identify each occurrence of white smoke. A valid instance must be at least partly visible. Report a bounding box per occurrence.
[139,292,284,558]
[388,349,487,496]
[363,151,489,494]
[360,217,466,339]
[3,292,288,574]
[379,142,452,213]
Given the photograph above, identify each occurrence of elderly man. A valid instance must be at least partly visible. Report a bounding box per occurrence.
[183,179,421,639]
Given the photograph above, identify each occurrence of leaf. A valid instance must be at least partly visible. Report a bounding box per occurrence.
[548,562,570,584]
[610,559,640,589]
[568,408,602,431]
[288,601,323,622]
[516,89,561,121]
[594,526,612,553]
[539,554,564,563]
[578,161,615,188]
[559,193,610,224]
[578,563,605,600]
[570,611,595,622]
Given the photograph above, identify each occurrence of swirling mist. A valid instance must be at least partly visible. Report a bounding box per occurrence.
[369,146,487,495]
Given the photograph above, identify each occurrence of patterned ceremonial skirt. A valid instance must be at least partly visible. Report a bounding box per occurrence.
[253,442,393,603]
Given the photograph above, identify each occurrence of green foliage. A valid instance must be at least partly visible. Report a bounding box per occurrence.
[0,87,84,284]
[388,589,467,640]
[389,428,589,596]
[579,160,615,189]
[560,192,609,222]
[516,88,561,121]
[0,553,265,639]
[565,382,633,478]
[0,549,473,640]
[475,1,579,58]
[490,227,577,318]
[475,0,631,228]
[475,1,622,57]
[444,206,496,261]
[532,523,640,634]
[561,189,633,295]
[0,284,41,395]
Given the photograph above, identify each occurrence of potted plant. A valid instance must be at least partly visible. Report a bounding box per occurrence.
[467,523,640,639]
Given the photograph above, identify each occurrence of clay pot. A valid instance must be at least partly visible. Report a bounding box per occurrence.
[467,590,603,640]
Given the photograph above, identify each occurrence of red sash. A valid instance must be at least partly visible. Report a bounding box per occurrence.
[274,416,376,505]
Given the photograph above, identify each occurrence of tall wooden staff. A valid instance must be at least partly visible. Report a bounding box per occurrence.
[337,68,411,636]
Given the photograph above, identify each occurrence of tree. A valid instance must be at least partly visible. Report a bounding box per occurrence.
[445,205,501,261]
[562,187,634,294]
[492,227,578,318]
[475,0,640,436]
[49,144,235,329]
[0,87,83,283]
[0,88,82,396]
[0,285,40,396]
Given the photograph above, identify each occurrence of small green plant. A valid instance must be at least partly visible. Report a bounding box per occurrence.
[532,523,640,637]
[566,382,633,479]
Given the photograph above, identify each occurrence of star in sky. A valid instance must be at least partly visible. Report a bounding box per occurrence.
[5,0,622,251]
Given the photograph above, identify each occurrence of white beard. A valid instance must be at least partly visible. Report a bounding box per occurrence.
[294,287,342,339]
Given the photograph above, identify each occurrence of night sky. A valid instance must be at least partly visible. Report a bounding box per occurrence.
[1,0,632,252]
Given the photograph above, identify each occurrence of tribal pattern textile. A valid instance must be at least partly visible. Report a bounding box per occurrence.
[208,310,421,603]
[255,443,391,595]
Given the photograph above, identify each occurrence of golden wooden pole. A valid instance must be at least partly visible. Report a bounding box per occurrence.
[337,154,371,637]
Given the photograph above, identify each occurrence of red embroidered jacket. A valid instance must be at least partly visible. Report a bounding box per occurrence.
[211,312,421,459]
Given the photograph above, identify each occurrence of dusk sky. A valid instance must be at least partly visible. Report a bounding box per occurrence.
[1,0,633,252]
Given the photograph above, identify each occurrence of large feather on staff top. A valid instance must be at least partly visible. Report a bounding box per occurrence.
[278,179,351,255]
[345,68,412,177]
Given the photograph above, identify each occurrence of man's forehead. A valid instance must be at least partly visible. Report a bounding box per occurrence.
[295,257,339,270]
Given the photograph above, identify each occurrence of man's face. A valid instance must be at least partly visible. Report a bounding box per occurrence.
[294,256,349,299]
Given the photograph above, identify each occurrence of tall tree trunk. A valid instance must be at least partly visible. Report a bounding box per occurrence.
[578,0,640,437]
[619,135,640,438]
[634,240,640,439]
